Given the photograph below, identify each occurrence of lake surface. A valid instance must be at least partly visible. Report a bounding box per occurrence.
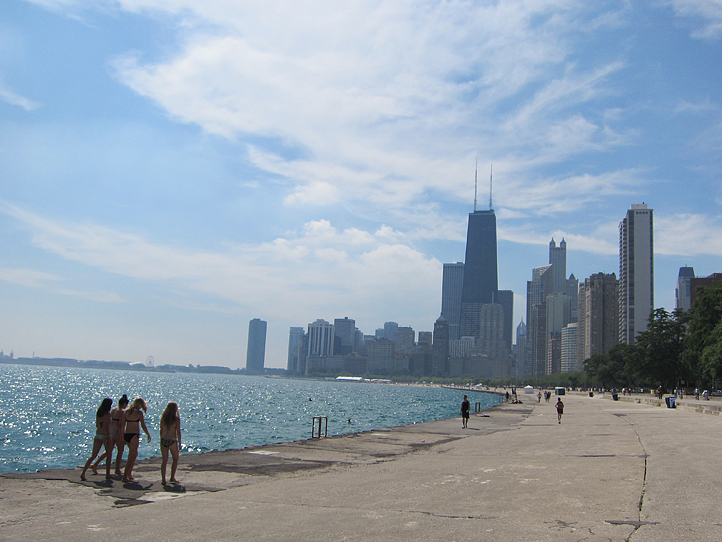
[0,363,499,474]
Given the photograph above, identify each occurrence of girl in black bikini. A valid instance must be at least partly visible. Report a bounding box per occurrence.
[80,398,113,481]
[121,397,151,483]
[159,401,182,485]
[92,394,129,477]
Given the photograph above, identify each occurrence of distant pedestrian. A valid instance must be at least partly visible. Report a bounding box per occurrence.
[460,395,470,428]
[555,398,564,424]
[159,401,182,485]
[505,391,510,402]
[695,388,700,400]
[537,391,542,403]
[703,390,709,401]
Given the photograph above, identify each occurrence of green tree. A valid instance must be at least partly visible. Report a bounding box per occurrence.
[634,308,687,390]
[684,282,722,385]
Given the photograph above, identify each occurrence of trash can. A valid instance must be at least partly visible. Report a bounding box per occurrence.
[612,393,619,401]
[669,397,676,408]
[589,391,594,397]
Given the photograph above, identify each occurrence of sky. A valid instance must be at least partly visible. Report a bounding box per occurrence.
[1,0,722,369]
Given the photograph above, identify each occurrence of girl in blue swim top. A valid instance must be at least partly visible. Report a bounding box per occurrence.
[121,397,151,483]
[80,398,113,481]
[159,401,182,485]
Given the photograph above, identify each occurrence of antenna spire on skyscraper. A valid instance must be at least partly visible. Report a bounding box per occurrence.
[489,163,493,211]
[473,158,478,212]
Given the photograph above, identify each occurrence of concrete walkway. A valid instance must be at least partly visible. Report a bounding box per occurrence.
[2,392,721,541]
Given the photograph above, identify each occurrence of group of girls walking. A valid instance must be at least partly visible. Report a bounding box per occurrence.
[80,395,182,485]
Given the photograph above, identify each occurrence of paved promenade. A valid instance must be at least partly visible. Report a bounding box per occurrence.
[2,391,722,541]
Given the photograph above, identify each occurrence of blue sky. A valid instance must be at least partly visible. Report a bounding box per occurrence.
[1,0,722,369]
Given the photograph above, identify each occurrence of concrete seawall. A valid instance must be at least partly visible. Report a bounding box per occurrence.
[2,392,722,541]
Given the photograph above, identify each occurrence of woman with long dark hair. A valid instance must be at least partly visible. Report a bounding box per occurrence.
[91,394,129,477]
[159,401,182,485]
[80,398,113,481]
[121,397,151,483]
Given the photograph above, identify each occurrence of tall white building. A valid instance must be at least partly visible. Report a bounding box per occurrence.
[619,203,654,344]
[561,323,578,373]
[307,319,335,357]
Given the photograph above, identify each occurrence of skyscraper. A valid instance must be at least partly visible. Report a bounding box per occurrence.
[459,209,498,338]
[334,317,356,355]
[577,273,618,368]
[676,267,695,312]
[432,315,450,376]
[287,327,305,372]
[549,238,567,294]
[307,319,334,356]
[619,204,654,344]
[246,318,267,373]
[442,262,464,340]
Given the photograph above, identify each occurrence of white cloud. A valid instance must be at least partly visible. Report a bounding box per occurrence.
[655,213,722,256]
[1,202,440,327]
[0,266,124,302]
[668,0,722,39]
[0,79,40,111]
[102,0,636,216]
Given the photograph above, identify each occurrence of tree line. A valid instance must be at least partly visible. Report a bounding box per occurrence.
[584,282,722,392]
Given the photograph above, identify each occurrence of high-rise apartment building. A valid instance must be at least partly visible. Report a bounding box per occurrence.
[527,264,553,377]
[577,273,618,369]
[246,318,267,373]
[307,319,334,357]
[619,204,654,344]
[561,323,577,373]
[459,209,498,338]
[442,262,464,340]
[690,273,722,307]
[287,327,305,372]
[514,320,527,377]
[676,267,695,312]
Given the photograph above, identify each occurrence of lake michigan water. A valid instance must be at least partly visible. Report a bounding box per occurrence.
[0,363,499,474]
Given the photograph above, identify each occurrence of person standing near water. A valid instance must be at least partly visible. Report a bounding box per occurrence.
[92,393,129,477]
[80,398,113,481]
[159,401,182,485]
[555,398,564,424]
[460,395,470,428]
[122,397,151,483]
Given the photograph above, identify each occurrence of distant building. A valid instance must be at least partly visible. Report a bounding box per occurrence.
[432,315,450,376]
[307,319,334,358]
[619,203,654,343]
[561,323,578,373]
[494,289,514,352]
[577,273,618,370]
[676,267,695,312]
[287,327,305,373]
[383,322,398,342]
[549,238,567,294]
[527,264,553,377]
[460,209,498,339]
[334,317,356,355]
[394,326,415,353]
[417,331,433,347]
[442,262,464,340]
[449,336,476,358]
[479,303,509,378]
[246,318,267,373]
[689,273,722,308]
[514,320,527,377]
[367,338,394,374]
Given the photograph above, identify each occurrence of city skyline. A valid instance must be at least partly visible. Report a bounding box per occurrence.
[2,2,722,368]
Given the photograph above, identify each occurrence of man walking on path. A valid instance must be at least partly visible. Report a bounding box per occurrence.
[555,397,564,424]
[460,395,470,428]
